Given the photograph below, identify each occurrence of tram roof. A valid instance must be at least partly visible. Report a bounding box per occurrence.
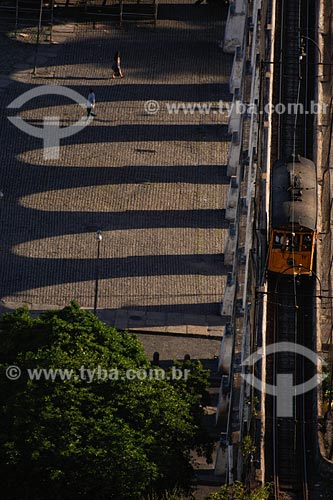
[271,156,317,231]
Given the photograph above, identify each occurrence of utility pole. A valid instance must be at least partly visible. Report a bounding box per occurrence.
[93,230,102,315]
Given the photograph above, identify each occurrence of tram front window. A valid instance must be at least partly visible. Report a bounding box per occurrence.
[302,234,312,251]
[285,233,299,251]
[273,232,284,248]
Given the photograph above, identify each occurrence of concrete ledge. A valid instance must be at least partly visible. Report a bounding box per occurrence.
[224,223,237,266]
[223,3,246,54]
[233,0,246,15]
[214,433,228,478]
[228,93,242,136]
[230,46,244,94]
[216,375,230,426]
[220,280,236,317]
[218,323,234,374]
[227,131,241,176]
[226,176,239,220]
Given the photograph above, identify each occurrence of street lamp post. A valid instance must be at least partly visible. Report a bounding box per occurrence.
[33,0,44,75]
[93,230,102,316]
[300,35,323,65]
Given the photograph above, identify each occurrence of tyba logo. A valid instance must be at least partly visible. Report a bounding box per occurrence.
[241,342,327,417]
[7,85,93,160]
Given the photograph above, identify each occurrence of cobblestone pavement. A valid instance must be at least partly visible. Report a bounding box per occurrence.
[0,1,233,318]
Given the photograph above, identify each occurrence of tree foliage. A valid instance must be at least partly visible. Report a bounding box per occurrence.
[206,481,272,500]
[0,302,212,500]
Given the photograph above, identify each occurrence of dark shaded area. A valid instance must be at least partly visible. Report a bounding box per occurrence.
[6,82,230,103]
[0,253,229,297]
[1,163,230,190]
[7,121,229,144]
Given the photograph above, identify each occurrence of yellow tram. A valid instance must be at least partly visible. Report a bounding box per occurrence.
[268,156,317,275]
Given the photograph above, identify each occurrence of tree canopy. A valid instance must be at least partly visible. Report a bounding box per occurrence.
[0,301,212,500]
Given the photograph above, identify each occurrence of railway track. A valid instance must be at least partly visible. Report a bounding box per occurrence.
[270,278,313,500]
[265,0,317,497]
[271,0,315,163]
[278,0,303,159]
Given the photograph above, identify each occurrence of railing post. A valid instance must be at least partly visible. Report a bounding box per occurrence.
[119,0,123,26]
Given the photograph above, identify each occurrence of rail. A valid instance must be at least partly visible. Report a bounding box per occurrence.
[265,0,316,496]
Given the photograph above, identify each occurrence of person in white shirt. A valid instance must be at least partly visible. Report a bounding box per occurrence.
[87,89,96,117]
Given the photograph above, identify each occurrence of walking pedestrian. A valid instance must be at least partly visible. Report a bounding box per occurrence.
[112,51,123,78]
[87,88,96,118]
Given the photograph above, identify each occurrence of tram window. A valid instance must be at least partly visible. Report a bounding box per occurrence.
[273,232,284,248]
[285,233,299,251]
[302,234,312,251]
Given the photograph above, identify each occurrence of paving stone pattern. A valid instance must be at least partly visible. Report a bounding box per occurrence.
[0,2,233,318]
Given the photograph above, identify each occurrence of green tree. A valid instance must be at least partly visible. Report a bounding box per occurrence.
[0,302,211,500]
[241,435,256,457]
[167,358,213,460]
